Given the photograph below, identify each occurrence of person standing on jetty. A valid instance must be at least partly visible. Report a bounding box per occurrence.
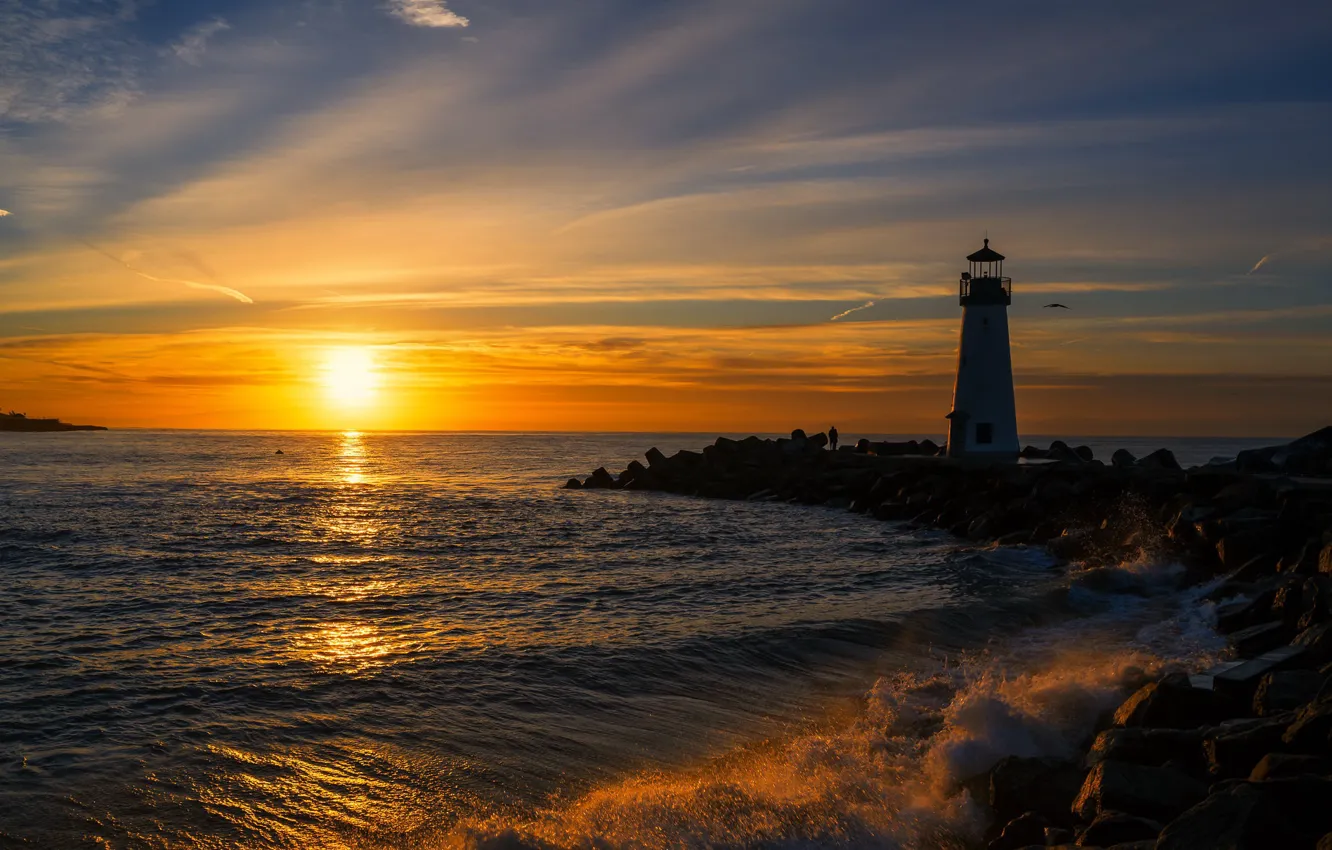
[828,426,838,451]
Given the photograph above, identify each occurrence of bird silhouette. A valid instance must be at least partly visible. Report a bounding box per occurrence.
[1043,303,1070,309]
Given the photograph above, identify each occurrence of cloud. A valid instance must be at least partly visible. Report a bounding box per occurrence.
[0,0,142,123]
[170,17,231,66]
[78,240,254,304]
[0,209,10,216]
[1247,254,1271,275]
[387,0,469,28]
[830,300,878,321]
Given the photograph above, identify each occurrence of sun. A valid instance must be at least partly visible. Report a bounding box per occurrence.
[321,347,379,407]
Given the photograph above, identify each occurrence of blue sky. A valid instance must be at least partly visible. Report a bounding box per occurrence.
[0,0,1330,432]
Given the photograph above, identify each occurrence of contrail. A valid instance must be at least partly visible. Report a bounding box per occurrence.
[830,300,877,321]
[78,239,253,304]
[1247,255,1271,275]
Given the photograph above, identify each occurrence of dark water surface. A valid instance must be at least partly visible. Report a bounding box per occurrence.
[0,432,1273,848]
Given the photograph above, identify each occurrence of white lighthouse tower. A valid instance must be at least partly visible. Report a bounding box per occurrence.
[946,239,1019,458]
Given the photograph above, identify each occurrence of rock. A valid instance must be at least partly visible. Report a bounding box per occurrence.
[1111,449,1137,468]
[1295,622,1332,665]
[854,438,871,453]
[1138,448,1181,470]
[1020,445,1049,459]
[1204,715,1294,778]
[1113,674,1228,729]
[790,428,807,441]
[990,756,1085,825]
[987,812,1049,850]
[1071,761,1207,823]
[1282,694,1332,752]
[1078,811,1162,846]
[1085,728,1204,771]
[585,467,616,489]
[1254,670,1325,716]
[1249,752,1332,780]
[1074,445,1095,463]
[1320,832,1332,850]
[645,446,668,468]
[1216,528,1279,573]
[1154,782,1297,849]
[1227,621,1289,657]
[1322,542,1332,575]
[808,431,829,450]
[563,477,582,489]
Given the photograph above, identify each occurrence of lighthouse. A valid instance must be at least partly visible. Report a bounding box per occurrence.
[946,239,1019,458]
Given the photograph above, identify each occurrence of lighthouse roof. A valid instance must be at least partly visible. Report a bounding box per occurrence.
[967,238,1005,263]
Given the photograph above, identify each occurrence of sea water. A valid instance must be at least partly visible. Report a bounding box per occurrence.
[0,431,1279,848]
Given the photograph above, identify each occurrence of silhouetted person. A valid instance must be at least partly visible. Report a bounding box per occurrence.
[828,425,838,451]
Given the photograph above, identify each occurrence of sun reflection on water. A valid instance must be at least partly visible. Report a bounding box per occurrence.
[293,620,408,674]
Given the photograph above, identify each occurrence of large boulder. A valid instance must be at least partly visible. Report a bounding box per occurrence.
[1077,810,1162,847]
[1295,622,1332,665]
[989,756,1086,826]
[1154,782,1301,849]
[1138,448,1181,470]
[1204,715,1295,778]
[1283,694,1332,752]
[1254,670,1325,716]
[1249,752,1332,780]
[1071,761,1207,823]
[1111,448,1137,468]
[1085,727,1205,771]
[1112,674,1229,729]
[986,812,1049,850]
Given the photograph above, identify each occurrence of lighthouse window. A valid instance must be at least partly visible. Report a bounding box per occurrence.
[976,423,994,445]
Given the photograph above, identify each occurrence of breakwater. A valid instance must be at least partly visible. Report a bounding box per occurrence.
[570,428,1332,850]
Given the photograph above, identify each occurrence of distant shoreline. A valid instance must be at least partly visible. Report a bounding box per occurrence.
[0,414,107,432]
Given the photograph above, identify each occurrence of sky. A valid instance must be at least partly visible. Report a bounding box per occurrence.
[1,0,1330,434]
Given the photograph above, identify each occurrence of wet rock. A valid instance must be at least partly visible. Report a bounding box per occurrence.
[1113,673,1229,729]
[1282,694,1332,752]
[1216,528,1279,572]
[990,756,1085,826]
[1227,621,1288,657]
[1078,811,1162,846]
[1138,448,1181,470]
[1111,448,1137,468]
[1295,622,1332,665]
[1085,727,1204,771]
[1249,752,1332,780]
[563,477,582,489]
[1254,669,1325,716]
[987,811,1049,850]
[1154,782,1297,849]
[1204,715,1294,778]
[584,467,616,489]
[1322,542,1332,575]
[1071,761,1207,823]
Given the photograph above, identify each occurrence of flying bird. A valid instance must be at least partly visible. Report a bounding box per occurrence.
[1043,303,1070,309]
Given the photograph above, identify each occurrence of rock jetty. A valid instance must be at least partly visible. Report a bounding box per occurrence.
[570,427,1332,850]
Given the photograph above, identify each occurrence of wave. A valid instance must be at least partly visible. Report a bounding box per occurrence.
[430,554,1226,850]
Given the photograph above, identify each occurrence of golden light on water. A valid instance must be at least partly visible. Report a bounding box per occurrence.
[321,347,379,408]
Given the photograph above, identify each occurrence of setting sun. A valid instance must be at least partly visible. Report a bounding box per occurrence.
[321,347,379,407]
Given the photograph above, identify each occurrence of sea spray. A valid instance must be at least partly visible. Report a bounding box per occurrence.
[445,553,1228,850]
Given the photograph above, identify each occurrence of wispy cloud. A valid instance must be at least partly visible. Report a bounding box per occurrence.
[0,209,10,216]
[78,240,254,304]
[830,300,878,321]
[170,17,230,66]
[1247,254,1271,275]
[387,0,469,28]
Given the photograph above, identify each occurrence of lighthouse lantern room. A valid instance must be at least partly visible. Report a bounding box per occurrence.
[946,238,1019,458]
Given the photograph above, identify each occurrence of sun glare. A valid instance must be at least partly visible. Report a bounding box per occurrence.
[321,347,379,407]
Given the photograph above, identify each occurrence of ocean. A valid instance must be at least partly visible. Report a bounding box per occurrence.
[0,431,1281,848]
